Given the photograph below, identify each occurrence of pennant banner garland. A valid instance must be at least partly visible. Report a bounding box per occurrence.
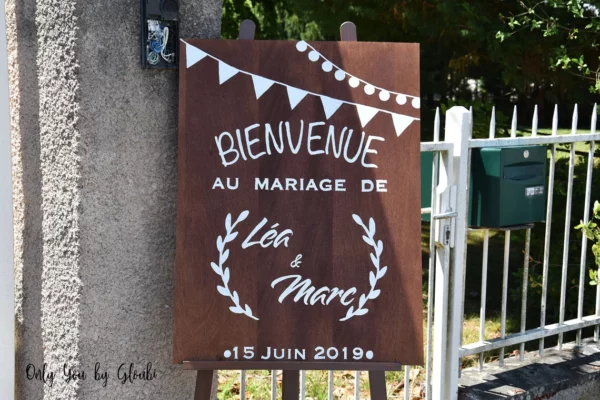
[295,40,421,110]
[183,40,419,137]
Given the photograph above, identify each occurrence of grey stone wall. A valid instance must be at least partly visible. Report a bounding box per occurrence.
[9,1,223,399]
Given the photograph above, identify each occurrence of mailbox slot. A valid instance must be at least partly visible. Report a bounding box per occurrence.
[503,163,545,181]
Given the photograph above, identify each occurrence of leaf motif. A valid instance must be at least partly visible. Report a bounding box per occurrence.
[369,271,376,286]
[370,289,381,299]
[217,235,224,252]
[220,249,230,265]
[359,294,367,307]
[370,253,379,268]
[352,214,363,226]
[377,266,388,279]
[225,231,239,242]
[237,210,250,225]
[232,291,239,304]
[363,235,375,246]
[244,304,252,314]
[355,308,369,316]
[225,213,232,232]
[346,306,355,317]
[229,306,244,314]
[217,285,229,296]
[369,218,375,235]
[210,262,222,275]
[376,240,383,256]
[223,267,230,285]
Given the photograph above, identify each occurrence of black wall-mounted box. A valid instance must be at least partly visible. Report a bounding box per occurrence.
[141,0,180,69]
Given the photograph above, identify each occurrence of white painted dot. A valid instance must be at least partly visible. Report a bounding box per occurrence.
[322,61,333,72]
[334,70,346,81]
[349,77,360,88]
[224,350,232,358]
[366,351,374,360]
[412,97,421,109]
[364,85,375,95]
[396,94,407,105]
[379,90,390,101]
[308,50,320,62]
[296,41,308,52]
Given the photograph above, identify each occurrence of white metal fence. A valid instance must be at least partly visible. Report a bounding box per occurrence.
[224,104,600,399]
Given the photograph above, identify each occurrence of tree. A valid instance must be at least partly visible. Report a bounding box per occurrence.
[221,1,598,131]
[497,0,600,93]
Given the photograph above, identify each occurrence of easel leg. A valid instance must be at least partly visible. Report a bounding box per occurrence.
[282,370,300,400]
[369,371,387,399]
[194,370,214,400]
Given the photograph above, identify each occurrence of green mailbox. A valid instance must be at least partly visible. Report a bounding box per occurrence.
[421,152,433,222]
[469,145,547,228]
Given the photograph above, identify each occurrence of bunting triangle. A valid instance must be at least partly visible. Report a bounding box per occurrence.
[320,96,343,120]
[219,61,239,84]
[186,43,207,68]
[356,105,379,127]
[391,114,415,137]
[251,75,275,99]
[287,87,308,110]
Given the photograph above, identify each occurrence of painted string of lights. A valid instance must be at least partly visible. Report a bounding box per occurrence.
[295,40,421,109]
[182,40,419,137]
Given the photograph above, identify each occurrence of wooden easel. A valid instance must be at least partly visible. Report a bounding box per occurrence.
[192,20,388,400]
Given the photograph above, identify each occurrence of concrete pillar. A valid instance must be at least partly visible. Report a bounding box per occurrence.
[9,1,223,399]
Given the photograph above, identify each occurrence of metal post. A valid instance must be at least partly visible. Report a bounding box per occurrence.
[0,0,14,396]
[432,106,470,400]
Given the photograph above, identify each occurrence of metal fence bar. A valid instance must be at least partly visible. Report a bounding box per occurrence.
[425,108,441,400]
[240,370,246,399]
[271,370,277,400]
[328,370,334,400]
[516,107,536,361]
[476,107,497,370]
[479,229,489,370]
[432,106,470,400]
[457,108,475,378]
[489,106,496,139]
[421,141,454,152]
[469,132,600,148]
[592,105,600,343]
[578,128,595,345]
[404,365,410,400]
[461,315,600,356]
[500,231,511,365]
[300,370,306,399]
[497,108,517,365]
[532,105,538,137]
[558,105,578,350]
[520,229,531,361]
[539,105,558,355]
[354,371,360,399]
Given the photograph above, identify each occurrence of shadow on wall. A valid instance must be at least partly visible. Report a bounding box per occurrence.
[459,348,600,399]
[8,0,44,398]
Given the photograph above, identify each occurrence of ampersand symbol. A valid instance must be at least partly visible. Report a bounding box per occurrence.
[290,254,302,268]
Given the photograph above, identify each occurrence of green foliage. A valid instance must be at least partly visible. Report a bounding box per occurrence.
[498,1,600,93]
[221,1,598,129]
[576,200,600,285]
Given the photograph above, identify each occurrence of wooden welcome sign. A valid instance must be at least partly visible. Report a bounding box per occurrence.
[174,38,423,369]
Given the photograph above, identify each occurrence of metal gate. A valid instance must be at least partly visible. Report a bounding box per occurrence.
[222,104,600,400]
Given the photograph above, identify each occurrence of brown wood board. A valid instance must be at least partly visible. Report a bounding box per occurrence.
[175,39,423,368]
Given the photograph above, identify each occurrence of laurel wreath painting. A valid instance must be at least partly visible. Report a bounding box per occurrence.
[340,214,388,321]
[212,211,387,321]
[211,210,259,320]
